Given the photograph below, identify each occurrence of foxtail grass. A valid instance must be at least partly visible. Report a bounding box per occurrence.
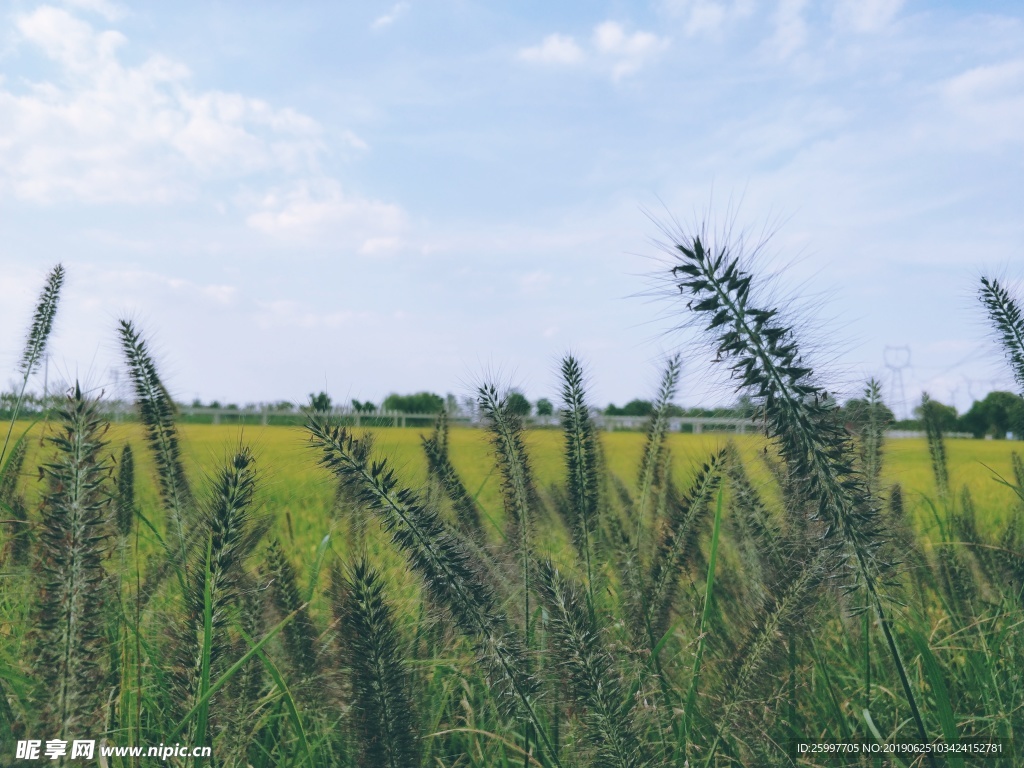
[980,276,1024,394]
[671,233,935,763]
[304,414,560,766]
[422,410,485,541]
[32,383,111,746]
[1,264,63,469]
[267,538,320,684]
[0,436,29,567]
[114,444,136,540]
[172,447,267,729]
[537,559,649,768]
[337,556,420,768]
[118,320,194,573]
[635,355,681,532]
[559,356,600,599]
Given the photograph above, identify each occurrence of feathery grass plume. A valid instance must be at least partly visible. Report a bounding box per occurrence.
[560,356,601,596]
[422,411,485,541]
[670,233,936,760]
[115,444,137,539]
[32,383,111,744]
[173,447,267,722]
[936,545,978,624]
[635,355,681,529]
[478,382,538,548]
[338,556,419,768]
[0,436,29,567]
[881,483,929,604]
[706,549,829,764]
[266,538,320,683]
[536,559,649,768]
[979,276,1024,394]
[224,580,268,764]
[920,393,951,503]
[860,379,889,498]
[478,379,539,685]
[118,320,193,568]
[1,264,64,468]
[646,450,723,638]
[996,512,1024,606]
[305,415,548,749]
[723,442,785,596]
[888,482,903,521]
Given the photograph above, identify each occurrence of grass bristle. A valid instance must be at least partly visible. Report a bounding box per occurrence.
[32,383,112,741]
[337,556,420,768]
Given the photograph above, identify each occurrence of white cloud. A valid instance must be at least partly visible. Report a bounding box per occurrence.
[943,59,1024,148]
[768,0,808,59]
[245,180,405,245]
[371,2,409,30]
[660,0,756,36]
[518,22,667,80]
[833,0,904,34]
[593,22,670,79]
[59,0,124,21]
[518,33,585,65]
[0,6,325,203]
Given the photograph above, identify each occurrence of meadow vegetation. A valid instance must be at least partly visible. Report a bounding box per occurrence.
[2,243,1024,767]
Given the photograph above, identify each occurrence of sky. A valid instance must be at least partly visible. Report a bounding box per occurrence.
[0,0,1022,418]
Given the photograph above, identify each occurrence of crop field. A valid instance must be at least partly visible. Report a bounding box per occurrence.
[4,257,1024,768]
[9,421,1024,559]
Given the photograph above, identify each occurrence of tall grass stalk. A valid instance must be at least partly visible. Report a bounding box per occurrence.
[559,356,600,601]
[1,264,63,469]
[32,383,111,746]
[979,277,1024,393]
[338,556,419,768]
[671,233,935,764]
[537,559,649,768]
[305,415,561,768]
[635,355,681,535]
[118,320,194,572]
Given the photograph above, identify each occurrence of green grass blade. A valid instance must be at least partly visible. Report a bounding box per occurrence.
[165,608,299,743]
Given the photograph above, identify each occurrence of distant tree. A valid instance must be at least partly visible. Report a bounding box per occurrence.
[605,399,654,417]
[446,393,458,414]
[843,397,896,433]
[506,391,531,417]
[623,399,654,417]
[535,398,554,416]
[309,391,332,412]
[914,395,958,433]
[383,392,444,414]
[209,400,222,409]
[959,391,1024,438]
[351,399,376,413]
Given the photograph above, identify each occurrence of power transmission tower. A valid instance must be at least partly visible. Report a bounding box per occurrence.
[884,346,911,420]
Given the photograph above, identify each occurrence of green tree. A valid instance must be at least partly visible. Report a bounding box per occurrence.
[309,391,332,412]
[843,397,896,433]
[959,391,1024,438]
[535,398,554,416]
[913,396,957,432]
[383,392,444,414]
[506,391,531,417]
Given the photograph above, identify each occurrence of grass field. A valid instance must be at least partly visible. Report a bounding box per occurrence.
[12,419,1023,558]
[5,260,1024,767]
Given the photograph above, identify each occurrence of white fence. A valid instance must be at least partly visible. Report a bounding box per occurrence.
[99,405,980,437]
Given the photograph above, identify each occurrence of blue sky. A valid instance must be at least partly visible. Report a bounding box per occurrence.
[0,0,1021,417]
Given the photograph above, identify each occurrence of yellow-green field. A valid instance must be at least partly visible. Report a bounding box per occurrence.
[15,420,1023,558]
